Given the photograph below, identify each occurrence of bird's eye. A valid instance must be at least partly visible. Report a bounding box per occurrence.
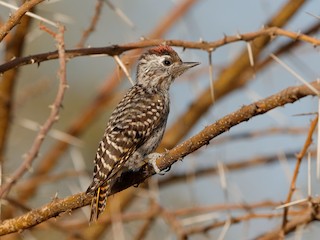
[163,59,172,66]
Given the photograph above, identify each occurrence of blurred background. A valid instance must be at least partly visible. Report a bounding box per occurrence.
[0,0,319,239]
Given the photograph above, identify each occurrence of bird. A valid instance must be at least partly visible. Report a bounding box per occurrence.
[86,45,199,221]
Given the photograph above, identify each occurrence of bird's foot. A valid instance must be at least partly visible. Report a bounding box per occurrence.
[147,153,168,175]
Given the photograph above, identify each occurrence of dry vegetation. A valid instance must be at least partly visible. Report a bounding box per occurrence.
[0,0,319,239]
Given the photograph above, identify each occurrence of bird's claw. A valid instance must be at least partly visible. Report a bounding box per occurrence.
[147,153,168,175]
[164,165,171,172]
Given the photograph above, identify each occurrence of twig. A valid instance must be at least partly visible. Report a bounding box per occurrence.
[0,8,34,220]
[171,200,282,216]
[0,0,57,27]
[255,201,320,240]
[1,27,320,75]
[0,192,91,235]
[45,200,284,230]
[160,206,185,239]
[133,201,159,240]
[281,116,318,229]
[76,0,104,48]
[217,218,231,240]
[19,170,86,187]
[182,211,306,237]
[133,219,154,240]
[0,0,45,42]
[212,127,307,145]
[16,118,83,147]
[317,92,320,178]
[159,150,314,187]
[0,24,68,198]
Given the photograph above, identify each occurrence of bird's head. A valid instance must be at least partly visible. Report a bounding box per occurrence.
[136,45,199,90]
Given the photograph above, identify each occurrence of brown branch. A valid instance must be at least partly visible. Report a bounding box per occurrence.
[0,0,44,42]
[160,206,185,239]
[0,193,90,235]
[212,126,307,145]
[132,201,159,240]
[171,201,283,216]
[281,116,318,229]
[76,0,104,48]
[18,170,86,188]
[60,200,286,239]
[61,200,283,230]
[0,80,318,235]
[158,150,305,187]
[0,13,33,165]
[181,210,306,238]
[0,24,68,198]
[76,189,136,240]
[133,218,156,240]
[256,199,320,240]
[1,26,320,74]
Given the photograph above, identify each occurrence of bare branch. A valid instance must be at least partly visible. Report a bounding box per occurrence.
[0,0,45,42]
[281,116,318,229]
[0,24,68,197]
[76,0,104,48]
[0,26,319,74]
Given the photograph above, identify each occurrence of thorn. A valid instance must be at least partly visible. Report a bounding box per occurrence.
[246,42,254,67]
[114,55,134,85]
[270,54,319,96]
[236,31,242,40]
[208,51,215,103]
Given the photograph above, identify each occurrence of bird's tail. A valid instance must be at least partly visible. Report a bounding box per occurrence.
[87,185,109,222]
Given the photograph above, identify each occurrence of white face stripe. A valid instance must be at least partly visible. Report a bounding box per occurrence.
[143,55,169,73]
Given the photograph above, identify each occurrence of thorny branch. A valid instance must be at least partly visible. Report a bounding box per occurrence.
[281,116,318,229]
[0,10,33,164]
[0,80,318,235]
[256,201,320,240]
[1,26,320,74]
[0,0,45,42]
[76,0,104,48]
[0,24,68,198]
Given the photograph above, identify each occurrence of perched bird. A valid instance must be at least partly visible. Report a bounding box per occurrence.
[86,45,199,221]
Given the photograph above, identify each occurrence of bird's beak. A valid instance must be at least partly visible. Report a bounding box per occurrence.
[182,62,200,69]
[174,62,200,77]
